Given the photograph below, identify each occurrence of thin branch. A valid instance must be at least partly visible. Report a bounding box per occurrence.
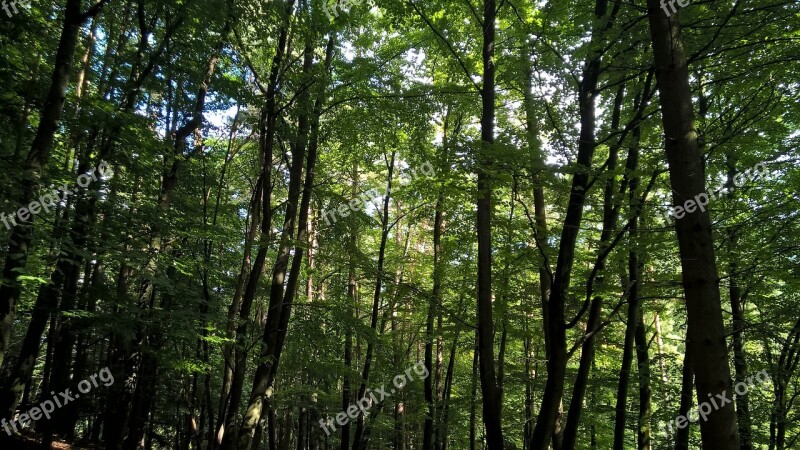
[407,0,481,94]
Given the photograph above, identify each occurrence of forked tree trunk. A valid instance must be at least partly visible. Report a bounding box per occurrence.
[562,81,626,450]
[613,73,651,450]
[219,3,294,447]
[237,38,314,450]
[529,0,617,446]
[268,37,335,450]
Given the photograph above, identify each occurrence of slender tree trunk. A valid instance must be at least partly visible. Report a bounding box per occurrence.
[655,314,668,383]
[726,157,752,450]
[476,0,503,446]
[469,333,478,450]
[425,108,451,450]
[423,198,442,450]
[674,354,693,450]
[341,160,357,450]
[635,308,652,450]
[350,150,395,450]
[770,318,799,450]
[439,315,460,450]
[238,34,329,450]
[215,109,256,450]
[562,81,626,450]
[612,74,650,450]
[529,0,618,446]
[522,34,549,450]
[268,37,334,447]
[219,3,294,446]
[107,14,231,448]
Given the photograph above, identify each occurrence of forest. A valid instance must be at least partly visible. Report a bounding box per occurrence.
[0,0,798,448]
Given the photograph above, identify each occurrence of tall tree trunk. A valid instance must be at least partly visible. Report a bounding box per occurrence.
[613,73,650,450]
[646,1,739,447]
[476,0,503,446]
[529,0,617,446]
[770,317,799,450]
[439,314,460,450]
[469,333,478,450]
[350,150,395,450]
[268,36,335,447]
[725,157,752,450]
[426,107,452,450]
[215,108,256,450]
[562,81,625,450]
[237,34,329,450]
[340,160,358,450]
[521,33,549,450]
[219,2,294,446]
[107,13,231,448]
[0,0,85,367]
[674,353,693,450]
[635,308,652,450]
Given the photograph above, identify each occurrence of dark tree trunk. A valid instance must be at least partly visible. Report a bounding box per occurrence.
[725,157,752,450]
[341,162,357,450]
[613,73,651,450]
[562,81,626,450]
[469,334,478,450]
[674,354,693,450]
[439,316,460,450]
[106,13,231,448]
[476,0,503,447]
[0,0,85,367]
[529,0,617,446]
[426,108,451,450]
[238,35,327,450]
[635,307,652,449]
[350,151,395,450]
[646,0,739,447]
[219,2,293,446]
[770,318,798,450]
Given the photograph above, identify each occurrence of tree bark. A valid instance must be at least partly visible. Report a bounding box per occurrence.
[350,150,395,450]
[476,0,503,446]
[529,0,617,446]
[646,1,739,447]
[635,307,652,450]
[562,81,625,450]
[674,353,693,450]
[237,37,313,450]
[725,157,752,450]
[613,74,650,450]
[0,0,84,368]
[219,3,294,447]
